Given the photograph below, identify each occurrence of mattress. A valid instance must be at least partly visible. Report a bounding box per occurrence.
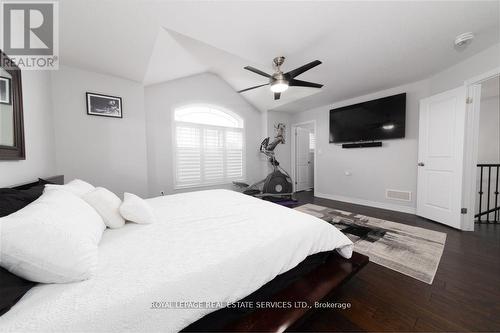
[0,189,353,332]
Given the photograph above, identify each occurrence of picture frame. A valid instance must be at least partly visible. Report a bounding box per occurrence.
[0,76,11,105]
[86,92,122,118]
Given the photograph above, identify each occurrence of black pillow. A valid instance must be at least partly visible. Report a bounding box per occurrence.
[0,180,51,217]
[0,267,36,316]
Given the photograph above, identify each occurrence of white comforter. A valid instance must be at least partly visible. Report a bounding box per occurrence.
[0,190,353,332]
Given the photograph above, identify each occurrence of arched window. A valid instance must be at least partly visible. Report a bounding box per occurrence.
[174,105,245,188]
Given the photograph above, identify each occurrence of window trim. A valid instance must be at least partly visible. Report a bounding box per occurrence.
[174,104,244,128]
[172,105,246,190]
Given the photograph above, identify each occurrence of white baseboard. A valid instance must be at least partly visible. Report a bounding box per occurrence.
[314,192,417,214]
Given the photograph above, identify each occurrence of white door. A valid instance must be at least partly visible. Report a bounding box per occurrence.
[417,86,466,229]
[295,127,312,191]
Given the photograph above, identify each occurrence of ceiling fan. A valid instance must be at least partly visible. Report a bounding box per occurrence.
[238,56,323,100]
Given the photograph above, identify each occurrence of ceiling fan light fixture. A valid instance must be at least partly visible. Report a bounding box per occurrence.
[270,80,289,93]
[239,57,322,100]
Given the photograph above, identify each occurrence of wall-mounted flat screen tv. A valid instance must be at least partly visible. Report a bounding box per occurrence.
[329,93,406,143]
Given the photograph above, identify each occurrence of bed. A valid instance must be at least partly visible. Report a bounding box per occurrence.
[0,176,368,332]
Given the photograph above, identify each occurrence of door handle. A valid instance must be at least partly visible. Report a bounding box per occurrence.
[418,162,425,167]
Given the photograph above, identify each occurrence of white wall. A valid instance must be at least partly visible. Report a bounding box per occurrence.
[288,80,430,213]
[477,97,500,164]
[0,71,56,187]
[145,73,265,196]
[50,66,148,196]
[429,43,500,94]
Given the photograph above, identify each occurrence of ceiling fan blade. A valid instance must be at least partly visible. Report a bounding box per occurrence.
[289,79,323,89]
[285,60,322,78]
[244,66,272,78]
[237,83,269,93]
[274,92,281,100]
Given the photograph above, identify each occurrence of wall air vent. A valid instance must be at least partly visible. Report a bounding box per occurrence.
[386,189,412,202]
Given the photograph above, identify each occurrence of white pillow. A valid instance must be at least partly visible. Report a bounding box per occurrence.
[83,187,125,229]
[119,193,156,224]
[0,190,106,283]
[44,179,95,197]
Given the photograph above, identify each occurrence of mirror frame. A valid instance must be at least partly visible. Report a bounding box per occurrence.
[0,50,25,160]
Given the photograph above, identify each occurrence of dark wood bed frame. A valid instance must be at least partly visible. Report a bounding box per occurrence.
[224,252,368,331]
[8,175,369,332]
[11,175,65,190]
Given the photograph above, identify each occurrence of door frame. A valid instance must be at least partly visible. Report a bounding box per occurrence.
[462,67,500,231]
[291,120,317,193]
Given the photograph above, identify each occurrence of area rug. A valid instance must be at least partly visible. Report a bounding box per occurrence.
[295,204,446,284]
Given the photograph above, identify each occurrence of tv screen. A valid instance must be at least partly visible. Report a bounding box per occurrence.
[329,93,406,143]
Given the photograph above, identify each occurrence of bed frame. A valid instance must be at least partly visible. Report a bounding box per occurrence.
[11,175,65,189]
[7,175,369,332]
[224,251,368,332]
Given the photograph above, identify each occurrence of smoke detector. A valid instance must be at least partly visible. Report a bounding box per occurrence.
[455,32,474,47]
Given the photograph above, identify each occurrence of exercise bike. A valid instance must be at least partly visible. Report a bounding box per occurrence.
[233,123,296,202]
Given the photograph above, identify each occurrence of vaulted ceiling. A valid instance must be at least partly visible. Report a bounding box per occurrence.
[59,1,500,112]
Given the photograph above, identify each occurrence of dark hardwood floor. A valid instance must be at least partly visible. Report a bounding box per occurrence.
[292,191,500,332]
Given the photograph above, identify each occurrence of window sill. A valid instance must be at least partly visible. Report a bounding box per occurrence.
[174,180,246,191]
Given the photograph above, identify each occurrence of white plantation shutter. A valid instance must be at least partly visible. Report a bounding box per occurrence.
[203,128,224,182]
[174,105,244,188]
[226,130,244,179]
[176,126,201,185]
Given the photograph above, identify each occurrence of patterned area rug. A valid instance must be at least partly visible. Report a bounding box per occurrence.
[295,204,446,284]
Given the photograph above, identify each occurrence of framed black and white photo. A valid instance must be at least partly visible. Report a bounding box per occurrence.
[86,92,122,118]
[0,76,11,105]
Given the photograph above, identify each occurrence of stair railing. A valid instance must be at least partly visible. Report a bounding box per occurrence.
[475,164,500,224]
